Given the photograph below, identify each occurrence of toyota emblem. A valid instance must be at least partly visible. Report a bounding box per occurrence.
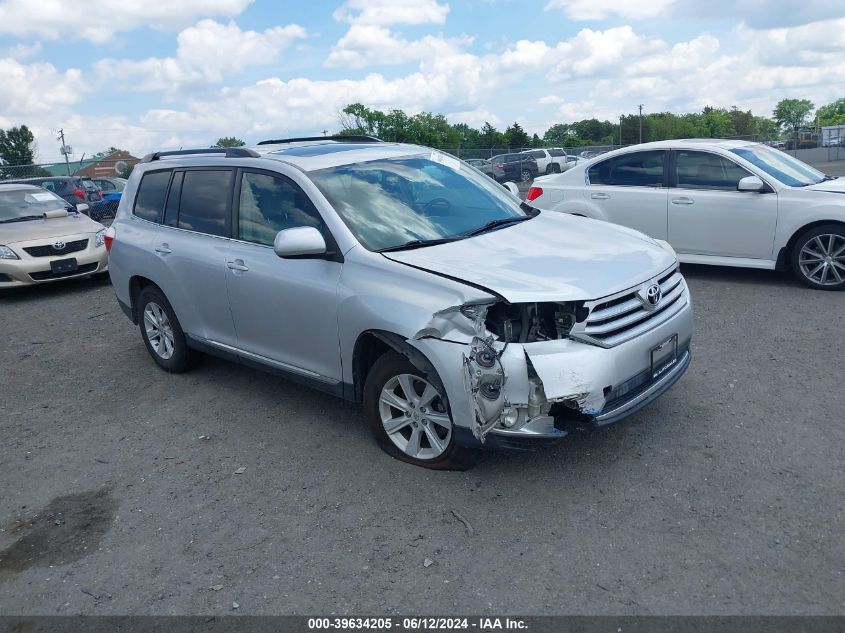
[645,283,662,307]
[53,240,66,250]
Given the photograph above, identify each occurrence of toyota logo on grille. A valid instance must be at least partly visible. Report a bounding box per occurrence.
[645,283,662,306]
[53,240,66,250]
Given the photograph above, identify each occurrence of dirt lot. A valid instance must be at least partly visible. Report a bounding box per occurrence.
[1,260,843,616]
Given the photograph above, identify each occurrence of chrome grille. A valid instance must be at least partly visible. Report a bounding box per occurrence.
[571,267,687,348]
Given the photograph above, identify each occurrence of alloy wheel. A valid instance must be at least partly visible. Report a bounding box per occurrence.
[143,301,175,359]
[378,373,452,460]
[798,233,845,286]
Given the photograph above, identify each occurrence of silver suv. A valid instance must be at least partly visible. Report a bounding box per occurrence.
[106,137,693,470]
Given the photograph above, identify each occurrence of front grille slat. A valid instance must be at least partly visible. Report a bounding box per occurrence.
[24,238,88,257]
[571,267,687,348]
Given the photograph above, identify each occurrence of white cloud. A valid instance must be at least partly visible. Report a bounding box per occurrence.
[5,41,41,58]
[333,0,449,26]
[0,58,83,123]
[547,26,666,81]
[446,108,502,128]
[0,0,253,43]
[544,0,673,20]
[326,24,469,68]
[94,20,306,92]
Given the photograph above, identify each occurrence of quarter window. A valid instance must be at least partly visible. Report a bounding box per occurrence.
[133,170,171,222]
[589,151,665,187]
[237,172,323,246]
[675,151,751,191]
[177,170,233,237]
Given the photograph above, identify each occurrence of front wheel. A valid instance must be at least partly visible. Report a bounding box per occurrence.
[520,169,532,182]
[791,225,845,290]
[363,352,481,470]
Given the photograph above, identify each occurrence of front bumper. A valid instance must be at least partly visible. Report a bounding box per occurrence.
[411,283,693,450]
[0,236,108,288]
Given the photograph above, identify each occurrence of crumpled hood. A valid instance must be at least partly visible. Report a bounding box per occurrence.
[383,212,676,302]
[805,177,845,194]
[1,213,103,244]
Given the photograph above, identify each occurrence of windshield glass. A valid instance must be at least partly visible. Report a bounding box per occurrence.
[730,146,825,187]
[309,153,526,251]
[0,188,70,222]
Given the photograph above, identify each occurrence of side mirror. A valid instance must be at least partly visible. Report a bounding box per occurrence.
[502,181,520,198]
[273,226,327,258]
[737,176,766,192]
[76,203,90,214]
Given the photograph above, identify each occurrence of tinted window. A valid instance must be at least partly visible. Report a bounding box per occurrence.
[589,151,664,187]
[163,171,183,227]
[528,150,545,159]
[133,170,171,222]
[675,151,751,191]
[238,172,323,246]
[549,148,565,157]
[177,170,233,237]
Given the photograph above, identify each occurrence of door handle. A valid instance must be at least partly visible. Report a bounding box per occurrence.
[154,244,172,254]
[671,197,694,205]
[590,192,610,200]
[226,260,249,272]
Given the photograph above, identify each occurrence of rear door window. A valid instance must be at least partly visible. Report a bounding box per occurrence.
[133,170,172,222]
[177,170,234,237]
[589,151,665,187]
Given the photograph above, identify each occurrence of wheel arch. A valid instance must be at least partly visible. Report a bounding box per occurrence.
[778,219,845,271]
[128,275,162,324]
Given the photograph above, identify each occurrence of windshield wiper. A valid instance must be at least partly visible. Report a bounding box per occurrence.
[0,215,41,224]
[822,175,839,181]
[377,236,463,252]
[462,215,532,238]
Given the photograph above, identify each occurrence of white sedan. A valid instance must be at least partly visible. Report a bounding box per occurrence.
[525,139,845,290]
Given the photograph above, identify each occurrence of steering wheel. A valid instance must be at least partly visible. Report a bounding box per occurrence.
[423,197,452,214]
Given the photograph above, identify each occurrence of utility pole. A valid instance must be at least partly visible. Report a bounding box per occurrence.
[638,104,644,144]
[322,129,328,136]
[57,129,71,175]
[619,116,623,146]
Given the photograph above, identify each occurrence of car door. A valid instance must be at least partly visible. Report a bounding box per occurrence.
[667,150,778,259]
[224,169,343,384]
[149,168,239,347]
[585,150,669,239]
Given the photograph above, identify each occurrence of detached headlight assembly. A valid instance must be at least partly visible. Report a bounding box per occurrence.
[95,229,106,248]
[0,245,19,260]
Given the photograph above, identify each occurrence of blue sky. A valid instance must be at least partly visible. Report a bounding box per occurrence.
[1,0,844,162]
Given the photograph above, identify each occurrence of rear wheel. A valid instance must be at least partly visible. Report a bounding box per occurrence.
[363,352,481,470]
[791,225,845,290]
[520,169,532,182]
[137,286,197,372]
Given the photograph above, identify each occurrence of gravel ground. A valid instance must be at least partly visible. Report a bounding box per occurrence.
[1,264,843,616]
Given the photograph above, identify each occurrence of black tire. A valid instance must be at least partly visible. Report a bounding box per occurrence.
[363,351,482,470]
[136,286,197,372]
[548,163,560,174]
[790,224,845,290]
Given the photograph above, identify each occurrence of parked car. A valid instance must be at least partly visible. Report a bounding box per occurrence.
[92,177,128,193]
[463,158,496,179]
[0,184,108,288]
[106,139,692,469]
[3,175,114,222]
[520,148,570,175]
[490,153,539,182]
[526,139,845,290]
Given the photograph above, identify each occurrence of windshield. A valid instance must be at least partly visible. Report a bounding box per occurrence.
[0,188,70,222]
[730,146,825,187]
[309,153,527,251]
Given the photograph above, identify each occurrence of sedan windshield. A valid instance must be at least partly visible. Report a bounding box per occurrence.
[730,146,825,187]
[0,188,70,222]
[309,153,527,251]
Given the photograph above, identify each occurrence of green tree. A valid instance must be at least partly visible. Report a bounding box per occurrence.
[215,137,246,147]
[773,98,814,134]
[478,122,504,151]
[816,98,845,126]
[503,122,530,150]
[0,125,37,165]
[543,123,573,145]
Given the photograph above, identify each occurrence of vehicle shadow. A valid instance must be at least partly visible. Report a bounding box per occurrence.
[0,275,111,303]
[678,262,804,289]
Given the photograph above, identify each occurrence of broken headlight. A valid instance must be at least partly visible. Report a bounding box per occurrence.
[484,302,586,343]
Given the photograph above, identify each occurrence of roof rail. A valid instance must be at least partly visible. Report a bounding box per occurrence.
[257,135,382,146]
[140,147,260,163]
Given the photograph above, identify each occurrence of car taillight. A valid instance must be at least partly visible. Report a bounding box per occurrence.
[73,188,85,198]
[104,226,116,253]
[526,187,543,201]
[495,163,504,169]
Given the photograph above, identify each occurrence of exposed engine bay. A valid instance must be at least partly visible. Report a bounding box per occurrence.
[482,301,588,343]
